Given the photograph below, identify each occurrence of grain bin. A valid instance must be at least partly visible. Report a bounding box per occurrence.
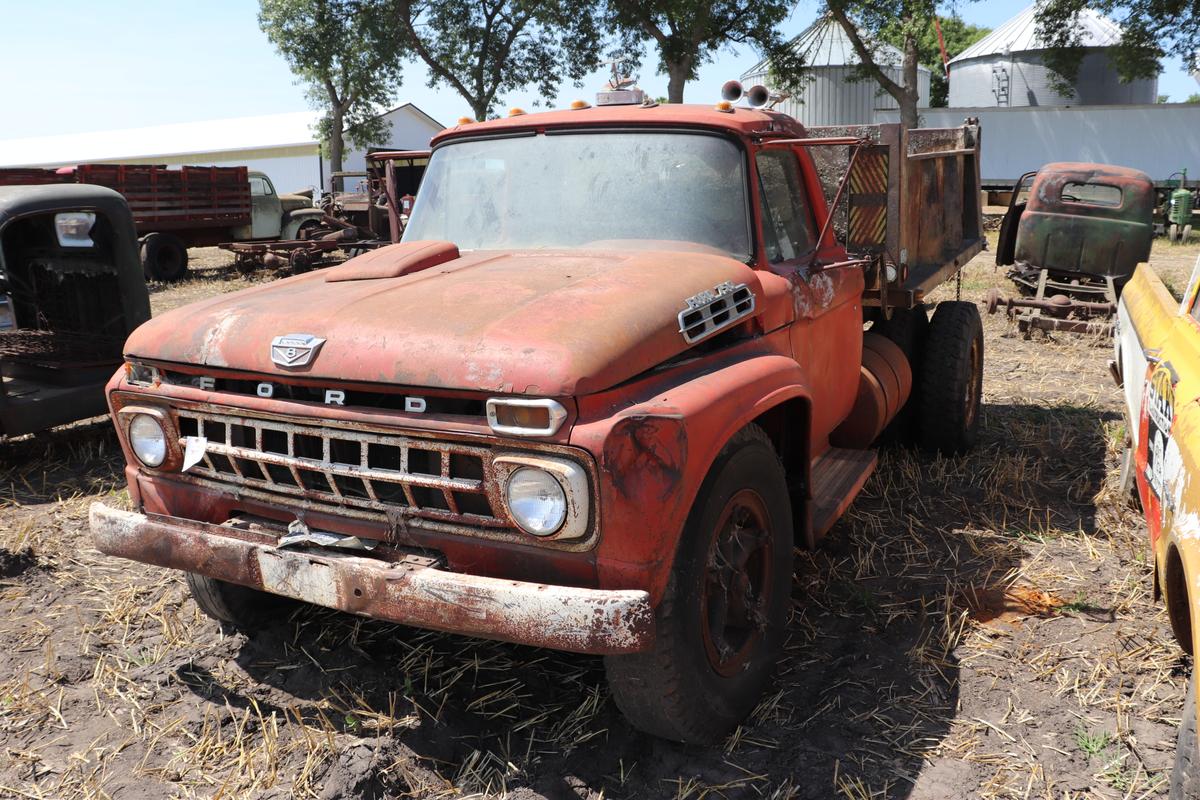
[947,4,1157,107]
[741,14,929,127]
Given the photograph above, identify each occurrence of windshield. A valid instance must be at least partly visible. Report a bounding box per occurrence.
[403,131,752,260]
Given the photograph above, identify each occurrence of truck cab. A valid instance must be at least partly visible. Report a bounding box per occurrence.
[237,171,323,242]
[0,184,149,436]
[89,87,984,742]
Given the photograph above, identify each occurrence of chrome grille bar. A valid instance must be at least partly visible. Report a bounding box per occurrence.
[177,409,506,530]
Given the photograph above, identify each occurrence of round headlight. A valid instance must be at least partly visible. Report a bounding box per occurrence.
[128,413,167,467]
[505,467,567,536]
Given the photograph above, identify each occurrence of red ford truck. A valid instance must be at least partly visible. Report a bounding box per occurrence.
[0,164,324,281]
[89,86,984,742]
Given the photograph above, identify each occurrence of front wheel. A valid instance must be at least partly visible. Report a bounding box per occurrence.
[1172,670,1200,799]
[185,572,297,633]
[604,425,792,743]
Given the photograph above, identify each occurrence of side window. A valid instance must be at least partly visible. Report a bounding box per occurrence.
[756,150,815,263]
[249,176,269,197]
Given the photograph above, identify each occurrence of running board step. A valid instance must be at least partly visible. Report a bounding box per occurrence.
[810,447,877,540]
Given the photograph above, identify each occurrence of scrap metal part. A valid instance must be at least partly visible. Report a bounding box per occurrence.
[89,503,654,655]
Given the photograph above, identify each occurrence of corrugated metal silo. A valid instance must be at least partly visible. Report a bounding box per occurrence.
[947,4,1157,107]
[741,15,929,127]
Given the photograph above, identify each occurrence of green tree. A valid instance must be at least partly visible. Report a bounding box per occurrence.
[1034,0,1197,93]
[603,1,798,103]
[815,0,957,130]
[881,15,989,107]
[395,0,603,121]
[1188,93,1200,103]
[259,0,406,178]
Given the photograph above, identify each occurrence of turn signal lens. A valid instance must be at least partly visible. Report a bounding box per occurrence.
[486,398,567,437]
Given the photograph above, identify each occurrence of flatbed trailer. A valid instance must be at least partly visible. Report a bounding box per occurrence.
[0,164,251,239]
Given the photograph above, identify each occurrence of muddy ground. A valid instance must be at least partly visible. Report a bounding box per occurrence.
[1,241,1200,799]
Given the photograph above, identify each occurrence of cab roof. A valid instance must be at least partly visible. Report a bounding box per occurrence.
[430,103,807,147]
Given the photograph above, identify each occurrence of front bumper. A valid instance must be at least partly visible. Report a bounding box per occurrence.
[90,503,654,655]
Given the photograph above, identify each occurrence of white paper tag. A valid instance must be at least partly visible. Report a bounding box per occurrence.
[182,436,207,472]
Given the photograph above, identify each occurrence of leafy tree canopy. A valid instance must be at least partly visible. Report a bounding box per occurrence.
[259,0,406,173]
[603,0,799,103]
[396,0,603,121]
[1035,0,1199,92]
[881,14,990,106]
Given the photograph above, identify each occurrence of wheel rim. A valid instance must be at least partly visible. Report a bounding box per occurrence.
[700,489,774,677]
[964,335,981,429]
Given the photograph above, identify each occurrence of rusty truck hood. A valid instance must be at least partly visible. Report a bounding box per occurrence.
[126,247,763,396]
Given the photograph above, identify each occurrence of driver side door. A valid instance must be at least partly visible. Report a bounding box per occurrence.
[756,147,864,447]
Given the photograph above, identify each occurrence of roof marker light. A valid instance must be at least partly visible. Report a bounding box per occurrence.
[714,100,734,113]
[457,116,475,125]
[508,107,526,117]
[570,99,590,110]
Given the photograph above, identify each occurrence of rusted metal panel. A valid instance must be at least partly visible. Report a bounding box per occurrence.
[1014,162,1154,281]
[90,503,653,655]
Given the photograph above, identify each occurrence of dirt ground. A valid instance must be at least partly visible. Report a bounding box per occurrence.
[2,240,1200,799]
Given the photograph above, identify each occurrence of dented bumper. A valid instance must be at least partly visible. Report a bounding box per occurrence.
[89,504,654,655]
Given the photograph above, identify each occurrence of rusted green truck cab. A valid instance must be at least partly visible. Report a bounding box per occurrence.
[999,162,1154,285]
[990,163,1155,335]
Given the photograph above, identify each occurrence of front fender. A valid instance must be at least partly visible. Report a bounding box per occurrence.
[281,209,326,240]
[571,338,810,604]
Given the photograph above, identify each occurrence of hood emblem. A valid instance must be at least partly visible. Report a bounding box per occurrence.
[271,333,326,368]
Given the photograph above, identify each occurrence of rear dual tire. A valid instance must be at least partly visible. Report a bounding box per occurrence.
[872,301,984,455]
[141,232,189,282]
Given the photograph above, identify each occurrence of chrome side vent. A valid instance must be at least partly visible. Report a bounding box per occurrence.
[678,282,756,344]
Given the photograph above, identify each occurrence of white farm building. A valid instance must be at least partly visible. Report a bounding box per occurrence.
[0,103,443,194]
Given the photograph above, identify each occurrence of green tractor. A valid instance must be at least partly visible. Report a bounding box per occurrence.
[1165,169,1195,244]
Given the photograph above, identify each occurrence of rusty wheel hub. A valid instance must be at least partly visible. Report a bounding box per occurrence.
[965,336,981,429]
[701,489,773,676]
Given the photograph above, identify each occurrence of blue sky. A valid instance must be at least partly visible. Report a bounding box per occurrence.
[0,0,1195,138]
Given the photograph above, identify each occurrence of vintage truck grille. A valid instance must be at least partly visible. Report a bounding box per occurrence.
[175,409,506,531]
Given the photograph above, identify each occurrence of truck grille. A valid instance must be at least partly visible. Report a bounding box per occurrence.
[176,409,507,533]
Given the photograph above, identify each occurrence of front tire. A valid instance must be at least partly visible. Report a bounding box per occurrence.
[185,572,296,632]
[918,301,984,455]
[604,425,792,743]
[1172,670,1200,799]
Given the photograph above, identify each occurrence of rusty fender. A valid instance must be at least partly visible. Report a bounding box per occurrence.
[89,504,654,655]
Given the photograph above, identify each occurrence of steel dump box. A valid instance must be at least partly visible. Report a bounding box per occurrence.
[807,122,985,309]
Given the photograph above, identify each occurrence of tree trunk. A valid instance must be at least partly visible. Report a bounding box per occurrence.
[666,61,690,103]
[328,106,345,191]
[899,32,921,131]
[471,98,490,122]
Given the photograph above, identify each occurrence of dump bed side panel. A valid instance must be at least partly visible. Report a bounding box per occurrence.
[807,123,985,308]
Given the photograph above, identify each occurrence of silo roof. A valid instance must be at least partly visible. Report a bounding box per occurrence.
[742,14,929,79]
[949,4,1123,64]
